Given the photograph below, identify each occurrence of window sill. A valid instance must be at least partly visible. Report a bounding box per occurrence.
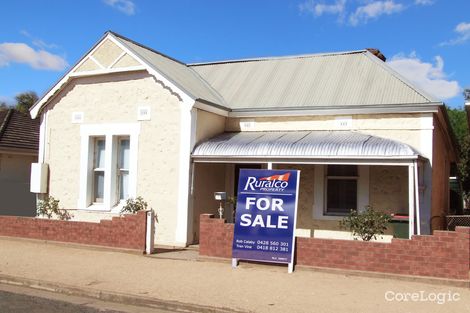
[81,200,128,213]
[83,204,110,212]
[110,201,126,214]
[312,214,345,221]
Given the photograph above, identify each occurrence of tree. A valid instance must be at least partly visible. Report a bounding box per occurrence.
[464,88,470,101]
[0,101,7,111]
[447,106,468,146]
[15,91,38,113]
[447,101,470,210]
[458,135,470,210]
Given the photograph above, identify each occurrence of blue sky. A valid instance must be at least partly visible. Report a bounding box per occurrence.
[0,0,469,107]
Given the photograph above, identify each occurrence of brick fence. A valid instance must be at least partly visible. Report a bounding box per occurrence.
[0,211,147,251]
[200,214,470,280]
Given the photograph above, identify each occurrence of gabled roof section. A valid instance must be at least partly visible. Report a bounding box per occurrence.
[30,31,228,118]
[110,32,227,107]
[189,50,441,111]
[0,109,39,153]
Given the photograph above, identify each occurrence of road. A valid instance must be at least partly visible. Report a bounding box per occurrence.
[0,283,174,313]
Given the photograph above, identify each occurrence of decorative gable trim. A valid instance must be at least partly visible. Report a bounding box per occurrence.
[30,32,195,119]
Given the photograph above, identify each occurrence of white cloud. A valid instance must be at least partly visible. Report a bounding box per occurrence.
[0,43,68,71]
[349,1,404,26]
[414,0,433,5]
[299,0,346,17]
[299,0,433,26]
[387,52,461,101]
[103,0,135,15]
[20,30,59,50]
[440,22,470,46]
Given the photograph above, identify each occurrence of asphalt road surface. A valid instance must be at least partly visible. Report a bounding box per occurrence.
[0,283,174,313]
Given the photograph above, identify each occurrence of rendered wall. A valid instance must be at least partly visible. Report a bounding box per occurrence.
[43,71,182,245]
[195,108,226,143]
[369,166,408,214]
[0,153,37,216]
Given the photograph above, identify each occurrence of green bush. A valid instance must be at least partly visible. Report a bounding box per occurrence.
[339,206,391,241]
[37,196,72,221]
[121,197,158,222]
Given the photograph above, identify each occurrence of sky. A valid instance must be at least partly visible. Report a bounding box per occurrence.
[0,0,469,108]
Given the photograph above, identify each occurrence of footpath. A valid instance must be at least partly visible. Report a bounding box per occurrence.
[0,237,469,313]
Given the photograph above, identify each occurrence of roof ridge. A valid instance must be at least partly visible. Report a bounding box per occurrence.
[188,50,368,67]
[0,108,13,140]
[107,30,188,66]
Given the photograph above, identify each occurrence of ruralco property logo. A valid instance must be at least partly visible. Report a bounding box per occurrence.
[243,172,291,192]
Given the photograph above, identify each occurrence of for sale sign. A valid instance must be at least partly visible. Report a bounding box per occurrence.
[232,169,300,264]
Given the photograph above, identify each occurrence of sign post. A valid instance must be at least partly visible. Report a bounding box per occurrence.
[232,169,300,273]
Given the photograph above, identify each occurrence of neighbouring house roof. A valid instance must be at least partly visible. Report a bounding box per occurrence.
[192,131,420,160]
[0,109,39,153]
[31,31,442,117]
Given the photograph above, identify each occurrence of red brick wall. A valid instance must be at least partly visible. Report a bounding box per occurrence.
[200,214,234,258]
[199,214,470,280]
[0,211,147,251]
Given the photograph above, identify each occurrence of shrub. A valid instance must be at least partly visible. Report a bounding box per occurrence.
[121,197,158,222]
[37,196,73,221]
[339,206,391,241]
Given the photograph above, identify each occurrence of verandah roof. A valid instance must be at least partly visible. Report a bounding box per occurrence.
[192,131,421,161]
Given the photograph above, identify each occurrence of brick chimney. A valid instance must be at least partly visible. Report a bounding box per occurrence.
[366,48,386,62]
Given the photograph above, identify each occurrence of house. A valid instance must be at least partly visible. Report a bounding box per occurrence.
[0,109,39,216]
[30,31,457,247]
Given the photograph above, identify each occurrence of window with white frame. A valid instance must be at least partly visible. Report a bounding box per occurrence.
[79,124,139,211]
[325,165,358,215]
[92,137,106,203]
[117,137,130,201]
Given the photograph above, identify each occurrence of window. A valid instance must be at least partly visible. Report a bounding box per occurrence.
[325,165,358,215]
[79,124,140,211]
[93,138,106,203]
[118,137,130,200]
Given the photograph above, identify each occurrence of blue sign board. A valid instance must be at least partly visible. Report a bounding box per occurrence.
[232,169,300,264]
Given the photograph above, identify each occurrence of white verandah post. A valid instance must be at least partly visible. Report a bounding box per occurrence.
[408,163,415,239]
[414,160,421,235]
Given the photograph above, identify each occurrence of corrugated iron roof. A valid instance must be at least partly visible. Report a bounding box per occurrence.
[192,131,419,159]
[189,51,437,110]
[0,109,39,152]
